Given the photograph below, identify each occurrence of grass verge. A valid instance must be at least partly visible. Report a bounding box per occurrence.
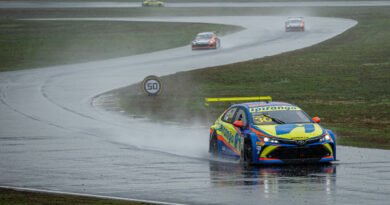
[117,7,390,149]
[0,188,151,205]
[0,20,241,71]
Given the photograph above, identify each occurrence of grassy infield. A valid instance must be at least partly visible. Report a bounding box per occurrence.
[0,2,389,204]
[0,21,240,71]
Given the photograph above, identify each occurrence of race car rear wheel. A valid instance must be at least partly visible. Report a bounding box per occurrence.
[209,132,218,156]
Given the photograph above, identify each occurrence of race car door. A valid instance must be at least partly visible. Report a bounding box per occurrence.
[232,108,248,155]
[218,107,247,156]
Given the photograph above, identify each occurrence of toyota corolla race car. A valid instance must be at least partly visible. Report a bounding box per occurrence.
[208,97,336,165]
[285,17,305,32]
[191,32,221,50]
[142,0,165,7]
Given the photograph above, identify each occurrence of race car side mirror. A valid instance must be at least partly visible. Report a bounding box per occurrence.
[312,117,321,123]
[233,120,244,128]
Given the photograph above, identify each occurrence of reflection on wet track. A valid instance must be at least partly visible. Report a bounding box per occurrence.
[209,162,336,194]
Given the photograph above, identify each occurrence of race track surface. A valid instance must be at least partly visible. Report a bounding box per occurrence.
[0,15,389,205]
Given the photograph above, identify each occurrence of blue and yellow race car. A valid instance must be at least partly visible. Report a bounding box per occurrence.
[208,97,336,165]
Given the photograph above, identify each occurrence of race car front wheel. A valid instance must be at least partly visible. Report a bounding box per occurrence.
[209,133,218,156]
[241,138,253,166]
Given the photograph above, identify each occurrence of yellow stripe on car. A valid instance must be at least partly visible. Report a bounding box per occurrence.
[260,145,279,158]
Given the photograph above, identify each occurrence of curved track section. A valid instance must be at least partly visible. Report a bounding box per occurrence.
[0,16,389,205]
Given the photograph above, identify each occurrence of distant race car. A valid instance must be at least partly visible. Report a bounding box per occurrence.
[191,32,221,50]
[285,17,305,32]
[208,97,336,165]
[142,0,165,7]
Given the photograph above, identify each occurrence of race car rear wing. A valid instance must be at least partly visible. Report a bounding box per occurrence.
[204,96,272,106]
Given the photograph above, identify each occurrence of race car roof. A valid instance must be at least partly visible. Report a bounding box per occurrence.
[287,17,304,21]
[197,32,215,35]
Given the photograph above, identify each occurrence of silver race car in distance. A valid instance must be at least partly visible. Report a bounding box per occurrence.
[285,17,305,32]
[191,32,221,50]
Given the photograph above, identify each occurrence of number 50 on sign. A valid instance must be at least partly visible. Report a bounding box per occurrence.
[142,75,163,96]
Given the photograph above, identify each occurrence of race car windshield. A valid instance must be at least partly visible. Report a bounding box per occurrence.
[196,34,213,40]
[289,20,302,24]
[252,110,311,125]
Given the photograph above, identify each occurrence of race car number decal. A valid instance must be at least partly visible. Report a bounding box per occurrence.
[253,116,272,124]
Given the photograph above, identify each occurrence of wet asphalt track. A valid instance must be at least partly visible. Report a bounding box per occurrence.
[0,10,390,205]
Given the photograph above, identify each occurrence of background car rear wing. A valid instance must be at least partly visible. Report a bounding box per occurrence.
[204,96,272,106]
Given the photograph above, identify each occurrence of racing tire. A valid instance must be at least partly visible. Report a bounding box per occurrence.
[240,137,253,166]
[209,133,218,156]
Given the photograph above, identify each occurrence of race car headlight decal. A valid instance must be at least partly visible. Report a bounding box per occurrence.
[264,137,269,142]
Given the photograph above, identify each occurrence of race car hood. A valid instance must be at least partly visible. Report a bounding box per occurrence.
[254,123,325,140]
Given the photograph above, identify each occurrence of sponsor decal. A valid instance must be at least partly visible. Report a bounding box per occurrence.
[249,106,300,113]
[217,125,242,151]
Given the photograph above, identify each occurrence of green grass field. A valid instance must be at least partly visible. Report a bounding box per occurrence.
[117,7,390,149]
[0,20,240,71]
[0,188,150,205]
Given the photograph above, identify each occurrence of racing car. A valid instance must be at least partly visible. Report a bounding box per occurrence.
[208,97,336,165]
[142,0,165,7]
[191,32,221,50]
[285,17,305,32]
